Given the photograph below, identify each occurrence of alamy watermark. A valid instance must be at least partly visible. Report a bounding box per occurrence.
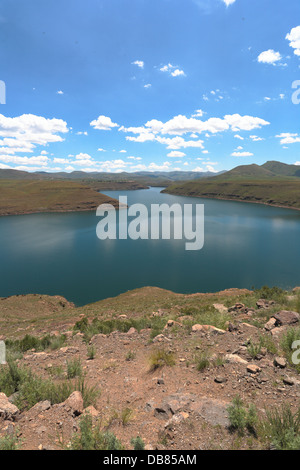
[96,196,204,251]
[0,80,6,104]
[292,80,300,105]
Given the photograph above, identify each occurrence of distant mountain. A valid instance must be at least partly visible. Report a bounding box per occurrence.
[261,161,300,177]
[163,160,300,210]
[0,168,223,184]
[209,163,275,180]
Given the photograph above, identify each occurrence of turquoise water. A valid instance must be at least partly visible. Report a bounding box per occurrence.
[1,187,300,306]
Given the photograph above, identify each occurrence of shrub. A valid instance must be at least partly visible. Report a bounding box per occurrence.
[0,432,21,450]
[131,436,145,450]
[87,345,96,360]
[148,349,175,371]
[67,358,82,379]
[69,413,123,450]
[254,286,286,302]
[247,340,262,359]
[259,404,300,450]
[121,407,133,426]
[196,351,211,372]
[0,361,99,411]
[228,396,258,437]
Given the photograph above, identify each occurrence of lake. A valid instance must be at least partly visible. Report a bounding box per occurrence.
[1,187,300,306]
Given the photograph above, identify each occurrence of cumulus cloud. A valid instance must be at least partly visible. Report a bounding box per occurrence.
[0,113,68,169]
[276,133,300,145]
[167,151,186,158]
[132,60,144,69]
[286,26,300,57]
[231,151,254,157]
[257,49,282,65]
[160,63,186,77]
[90,115,119,131]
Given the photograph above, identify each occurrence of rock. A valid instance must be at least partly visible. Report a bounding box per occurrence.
[283,376,295,386]
[164,320,182,329]
[228,303,245,313]
[83,406,99,417]
[61,391,83,416]
[225,354,248,365]
[213,304,228,314]
[190,398,230,427]
[192,324,204,332]
[165,412,189,430]
[264,318,277,331]
[274,357,287,369]
[0,393,19,421]
[191,324,225,335]
[272,311,300,326]
[157,378,165,385]
[59,347,79,354]
[228,323,239,332]
[127,327,138,336]
[30,401,51,413]
[152,334,170,343]
[247,364,261,374]
[256,299,275,309]
[214,376,227,384]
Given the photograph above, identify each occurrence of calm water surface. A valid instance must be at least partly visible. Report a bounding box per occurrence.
[1,187,300,306]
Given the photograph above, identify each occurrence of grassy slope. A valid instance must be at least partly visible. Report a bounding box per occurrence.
[0,180,122,216]
[0,286,252,337]
[164,179,300,209]
[163,162,300,210]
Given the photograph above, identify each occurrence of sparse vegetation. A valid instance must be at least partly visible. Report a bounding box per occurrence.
[228,396,258,437]
[259,404,300,450]
[67,358,82,379]
[69,413,123,450]
[131,436,145,450]
[148,349,175,371]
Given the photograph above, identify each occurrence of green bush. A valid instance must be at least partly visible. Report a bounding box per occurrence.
[259,404,300,450]
[228,396,258,437]
[131,436,145,450]
[69,413,123,450]
[0,432,20,450]
[148,349,175,371]
[0,361,99,411]
[67,358,82,379]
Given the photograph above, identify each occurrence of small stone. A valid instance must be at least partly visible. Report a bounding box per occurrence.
[247,364,261,374]
[214,376,227,384]
[274,357,287,369]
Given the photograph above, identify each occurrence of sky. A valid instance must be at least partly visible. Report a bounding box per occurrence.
[0,0,299,174]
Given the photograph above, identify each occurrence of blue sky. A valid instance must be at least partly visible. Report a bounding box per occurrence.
[0,0,299,174]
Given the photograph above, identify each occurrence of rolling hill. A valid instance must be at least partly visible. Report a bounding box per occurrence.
[163,161,300,210]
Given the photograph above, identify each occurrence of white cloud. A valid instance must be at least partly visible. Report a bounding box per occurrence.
[0,155,49,166]
[250,135,264,141]
[286,26,300,57]
[223,0,236,6]
[276,133,300,145]
[257,49,282,65]
[120,150,127,153]
[160,63,186,77]
[56,90,64,95]
[167,151,186,158]
[231,151,254,157]
[144,84,152,88]
[98,148,106,152]
[234,134,244,140]
[171,69,185,77]
[132,60,144,69]
[76,131,88,136]
[0,114,68,168]
[90,115,119,131]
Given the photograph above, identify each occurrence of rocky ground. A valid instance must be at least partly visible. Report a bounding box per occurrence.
[0,286,300,450]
